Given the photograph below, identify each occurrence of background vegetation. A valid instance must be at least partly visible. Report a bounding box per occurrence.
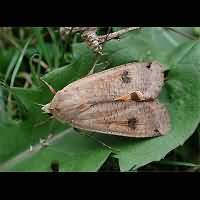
[0,27,199,172]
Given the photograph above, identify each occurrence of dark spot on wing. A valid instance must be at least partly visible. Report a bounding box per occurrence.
[128,118,137,129]
[154,129,161,136]
[146,62,152,69]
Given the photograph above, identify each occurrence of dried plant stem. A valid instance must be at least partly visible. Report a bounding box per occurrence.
[88,27,112,75]
[60,27,91,35]
[60,27,141,55]
[98,27,140,43]
[32,58,48,70]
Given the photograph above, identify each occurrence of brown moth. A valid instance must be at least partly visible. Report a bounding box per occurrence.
[42,61,170,137]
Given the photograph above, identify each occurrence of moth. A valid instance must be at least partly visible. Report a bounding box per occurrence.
[42,61,170,137]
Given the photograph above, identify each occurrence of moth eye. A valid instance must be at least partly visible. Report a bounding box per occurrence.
[128,118,137,129]
[50,160,59,172]
[121,70,131,83]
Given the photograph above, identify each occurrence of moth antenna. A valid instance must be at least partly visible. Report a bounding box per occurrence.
[75,130,120,153]
[40,78,56,95]
[34,103,46,107]
[34,116,54,127]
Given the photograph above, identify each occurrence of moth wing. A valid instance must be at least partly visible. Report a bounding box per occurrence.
[72,101,170,138]
[54,61,165,107]
[113,61,165,102]
[141,61,165,100]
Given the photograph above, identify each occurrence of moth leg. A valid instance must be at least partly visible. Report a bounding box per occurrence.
[114,91,145,102]
[153,129,162,136]
[74,130,120,153]
[88,54,100,75]
[34,116,54,127]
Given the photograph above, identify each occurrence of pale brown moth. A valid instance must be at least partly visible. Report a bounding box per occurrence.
[42,61,170,138]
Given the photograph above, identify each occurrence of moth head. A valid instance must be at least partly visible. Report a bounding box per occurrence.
[41,103,51,114]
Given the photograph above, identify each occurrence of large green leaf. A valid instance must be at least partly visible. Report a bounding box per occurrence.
[1,129,111,172]
[114,63,200,171]
[69,28,200,171]
[166,40,200,65]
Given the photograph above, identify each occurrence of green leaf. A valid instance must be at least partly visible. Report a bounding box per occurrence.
[10,38,31,87]
[0,43,109,171]
[102,27,183,67]
[41,43,95,91]
[166,40,200,65]
[1,129,111,172]
[0,88,7,122]
[116,63,200,171]
[67,29,200,171]
[4,51,19,83]
[0,49,17,74]
[32,28,52,68]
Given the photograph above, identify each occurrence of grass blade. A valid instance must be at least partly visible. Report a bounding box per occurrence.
[10,38,31,87]
[4,51,19,83]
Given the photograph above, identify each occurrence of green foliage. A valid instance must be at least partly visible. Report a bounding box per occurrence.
[193,27,200,37]
[0,27,199,172]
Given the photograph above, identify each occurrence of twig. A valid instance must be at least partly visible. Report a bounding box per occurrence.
[98,27,141,43]
[32,58,49,70]
[60,27,141,55]
[60,27,90,35]
[87,27,112,75]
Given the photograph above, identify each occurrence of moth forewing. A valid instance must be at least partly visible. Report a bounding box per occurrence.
[71,101,170,138]
[49,62,165,112]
